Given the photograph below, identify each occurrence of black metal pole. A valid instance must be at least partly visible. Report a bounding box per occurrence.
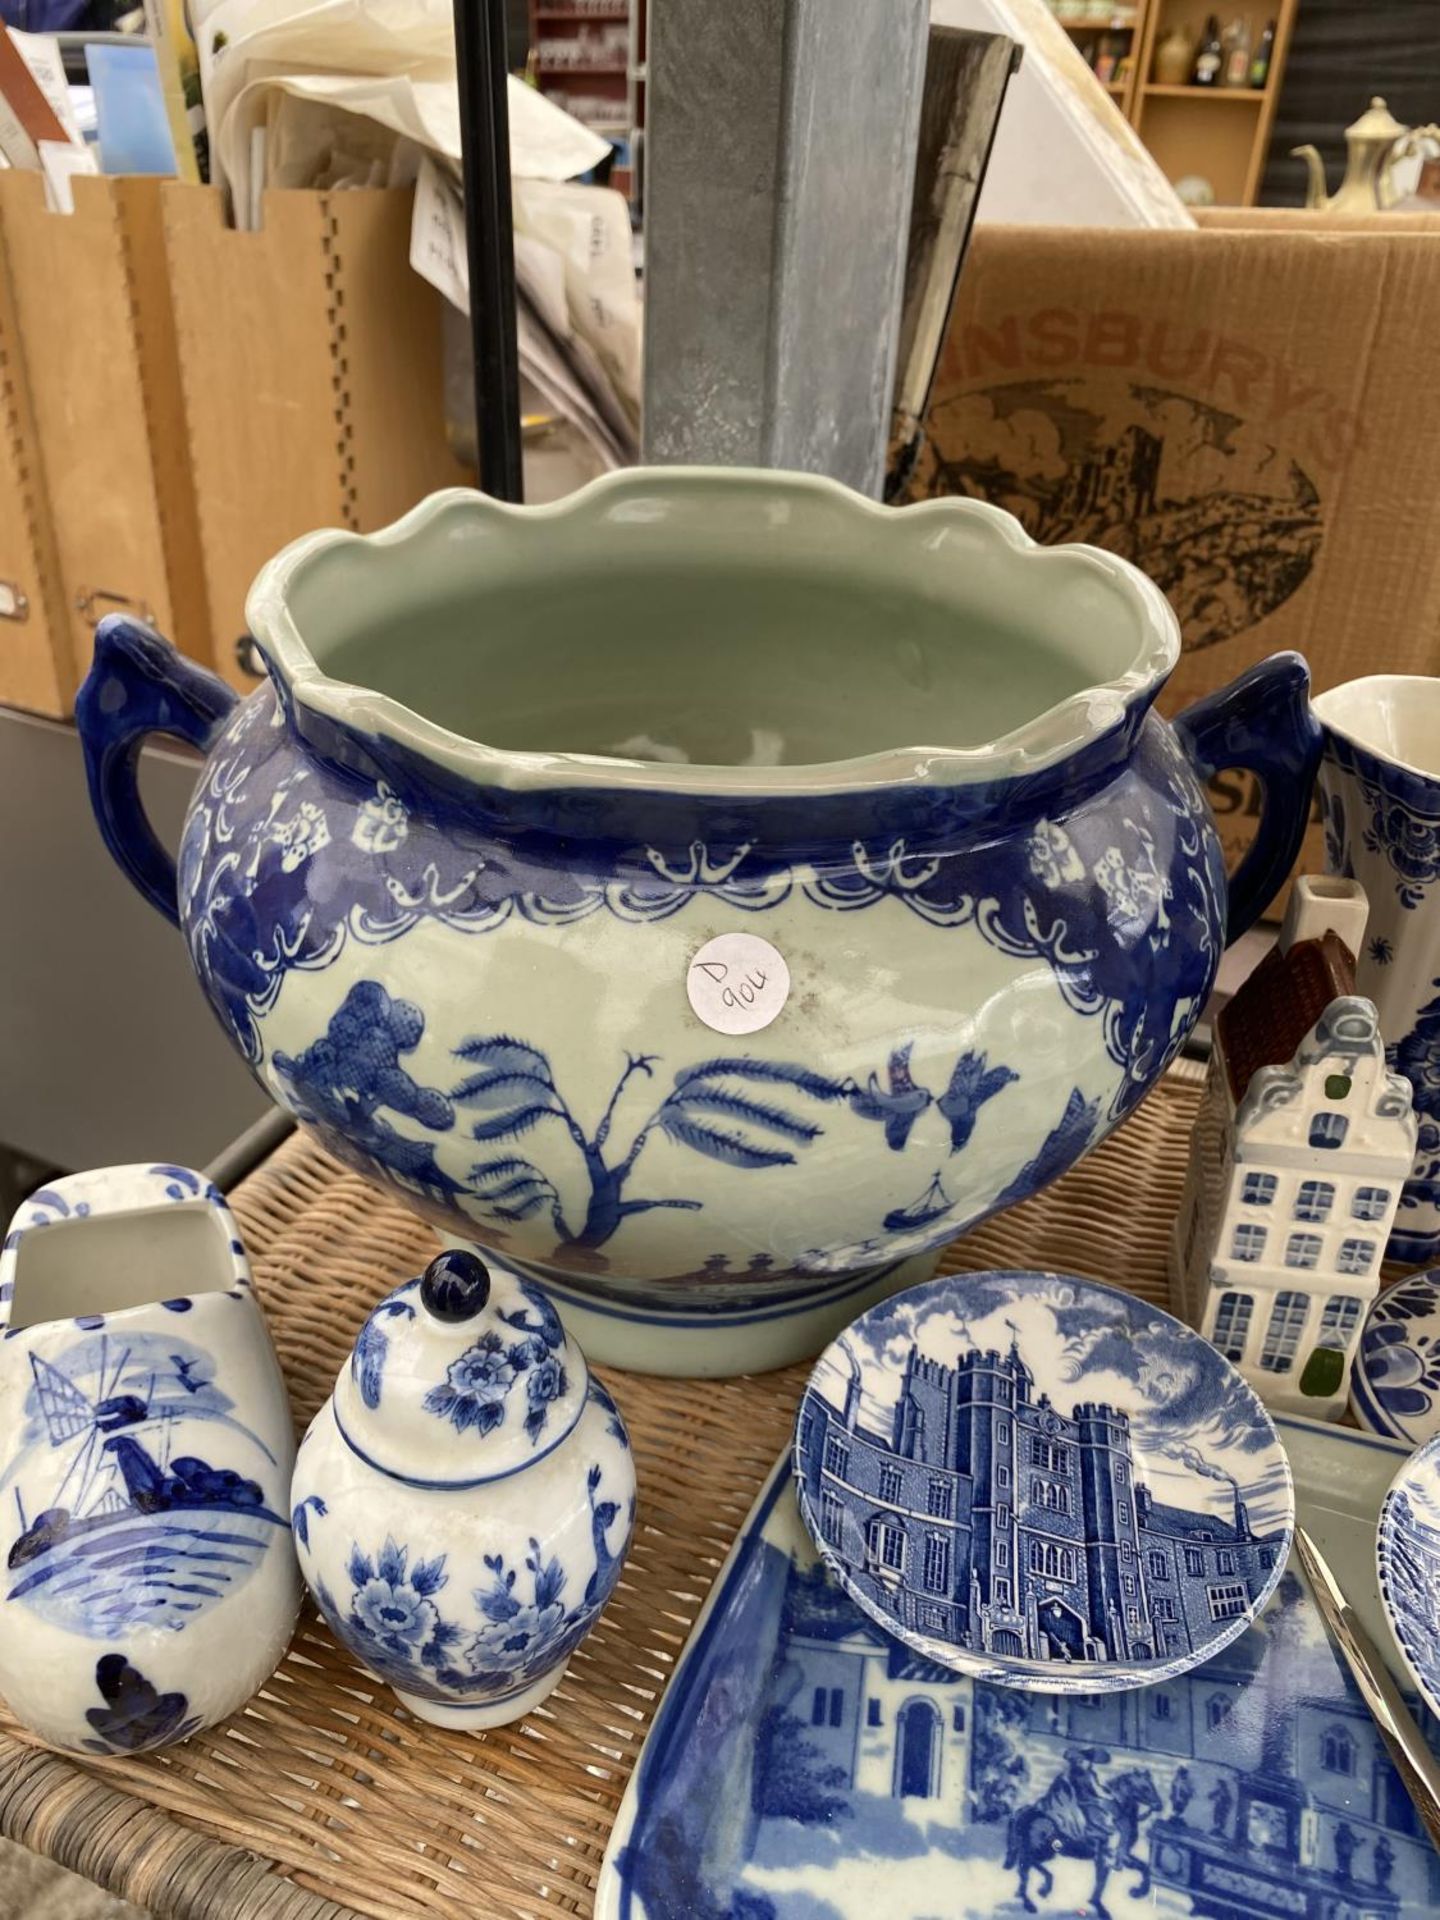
[453,0,524,501]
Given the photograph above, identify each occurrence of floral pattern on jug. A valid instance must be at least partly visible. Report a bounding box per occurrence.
[75,474,1323,1372]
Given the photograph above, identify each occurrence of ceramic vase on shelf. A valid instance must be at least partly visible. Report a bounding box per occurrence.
[1314,676,1440,1266]
[0,1166,300,1753]
[291,1249,634,1731]
[1153,26,1193,87]
[73,470,1321,1378]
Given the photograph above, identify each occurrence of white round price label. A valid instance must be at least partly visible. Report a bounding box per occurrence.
[686,933,791,1036]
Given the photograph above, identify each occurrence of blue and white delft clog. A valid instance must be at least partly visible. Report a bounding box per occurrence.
[0,1166,300,1753]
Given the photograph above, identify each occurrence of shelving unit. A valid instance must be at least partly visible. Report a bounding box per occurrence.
[526,0,645,199]
[1047,0,1299,205]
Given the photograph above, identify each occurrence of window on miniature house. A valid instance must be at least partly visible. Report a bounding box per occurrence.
[1319,1295,1365,1343]
[927,1477,952,1519]
[994,1578,1011,1606]
[996,1540,1009,1569]
[952,1703,966,1733]
[1116,1463,1128,1488]
[820,1490,844,1545]
[998,1505,1011,1529]
[811,1688,826,1725]
[1283,1235,1322,1273]
[1294,1180,1334,1223]
[998,1419,1011,1444]
[1261,1291,1310,1372]
[1217,1549,1235,1575]
[1120,1540,1134,1564]
[1122,1574,1135,1596]
[923,1531,949,1593]
[1320,1726,1356,1776]
[997,1464,1011,1489]
[1211,1292,1254,1362]
[1148,1550,1168,1580]
[1032,1478,1069,1515]
[1353,1187,1390,1222]
[1154,1595,1177,1621]
[1207,1693,1234,1730]
[1260,1546,1277,1570]
[879,1463,903,1503]
[824,1435,849,1477]
[829,1688,844,1728]
[1184,1547,1205,1578]
[1152,1692,1173,1721]
[1309,1112,1349,1150]
[867,1699,882,1728]
[1030,1437,1065,1472]
[1126,1605,1140,1625]
[1241,1171,1277,1206]
[1230,1222,1267,1263]
[1324,1074,1352,1101]
[1208,1582,1249,1621]
[1337,1240,1376,1278]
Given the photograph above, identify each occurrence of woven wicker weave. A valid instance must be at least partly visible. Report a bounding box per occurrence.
[0,1060,1207,1920]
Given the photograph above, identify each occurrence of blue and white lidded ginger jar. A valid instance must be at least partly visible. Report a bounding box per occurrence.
[291,1249,635,1730]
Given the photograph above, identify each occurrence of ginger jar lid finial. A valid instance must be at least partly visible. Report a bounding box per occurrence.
[333,1251,588,1488]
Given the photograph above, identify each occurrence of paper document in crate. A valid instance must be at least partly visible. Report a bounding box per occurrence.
[910,223,1440,908]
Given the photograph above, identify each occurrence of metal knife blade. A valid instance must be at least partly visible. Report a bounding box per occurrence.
[1294,1525,1440,1856]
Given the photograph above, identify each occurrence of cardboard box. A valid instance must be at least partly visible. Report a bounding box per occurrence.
[0,171,210,693]
[162,184,469,694]
[0,220,70,718]
[913,222,1440,901]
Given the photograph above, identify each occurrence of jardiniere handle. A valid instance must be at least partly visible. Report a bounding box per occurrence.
[76,615,240,928]
[1173,650,1321,947]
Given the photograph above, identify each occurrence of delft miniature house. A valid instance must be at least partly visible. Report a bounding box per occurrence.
[798,1337,1283,1668]
[1173,876,1417,1419]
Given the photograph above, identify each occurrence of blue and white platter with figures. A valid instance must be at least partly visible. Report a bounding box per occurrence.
[793,1271,1294,1693]
[1377,1431,1440,1724]
[598,1416,1440,1920]
[1352,1270,1440,1447]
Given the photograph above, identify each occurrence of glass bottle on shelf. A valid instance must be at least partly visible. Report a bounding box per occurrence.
[1222,17,1252,87]
[1153,23,1194,87]
[1249,19,1275,88]
[1192,14,1223,87]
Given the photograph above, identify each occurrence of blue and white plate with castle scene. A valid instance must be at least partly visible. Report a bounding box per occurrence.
[793,1271,1294,1694]
[1377,1431,1440,1722]
[1352,1270,1440,1447]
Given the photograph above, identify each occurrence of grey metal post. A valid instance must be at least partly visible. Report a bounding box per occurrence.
[641,0,930,498]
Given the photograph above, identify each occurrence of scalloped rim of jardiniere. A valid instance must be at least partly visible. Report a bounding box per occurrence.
[245,468,1181,796]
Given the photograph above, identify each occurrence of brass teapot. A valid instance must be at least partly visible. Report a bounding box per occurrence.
[1293,96,1409,215]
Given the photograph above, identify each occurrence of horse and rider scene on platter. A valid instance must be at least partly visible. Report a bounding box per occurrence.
[608,1473,1440,1920]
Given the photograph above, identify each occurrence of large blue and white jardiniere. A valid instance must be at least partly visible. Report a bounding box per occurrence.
[75,471,1321,1376]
